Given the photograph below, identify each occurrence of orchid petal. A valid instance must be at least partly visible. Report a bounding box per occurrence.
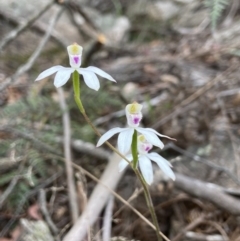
[147,152,172,167]
[136,127,164,149]
[54,68,74,88]
[147,153,175,180]
[78,69,100,91]
[118,128,134,154]
[35,65,64,81]
[118,154,133,172]
[144,128,176,141]
[84,66,116,82]
[139,156,153,185]
[96,127,126,147]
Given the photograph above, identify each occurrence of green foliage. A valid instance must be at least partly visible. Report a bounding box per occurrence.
[28,149,48,178]
[81,83,122,118]
[7,181,31,210]
[0,140,11,156]
[71,122,95,142]
[0,95,60,122]
[205,0,228,31]
[0,94,61,209]
[0,170,19,186]
[0,149,49,210]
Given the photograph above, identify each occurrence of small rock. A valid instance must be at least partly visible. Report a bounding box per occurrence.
[147,1,180,21]
[128,0,180,21]
[122,82,139,101]
[175,1,208,28]
[98,15,131,43]
[111,237,139,241]
[160,74,179,85]
[18,219,54,241]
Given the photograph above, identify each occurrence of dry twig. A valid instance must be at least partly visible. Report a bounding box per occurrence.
[0,176,20,208]
[152,66,236,129]
[39,189,59,235]
[0,6,64,92]
[171,212,217,241]
[94,92,169,126]
[0,1,54,51]
[168,142,240,186]
[0,171,63,237]
[0,126,61,155]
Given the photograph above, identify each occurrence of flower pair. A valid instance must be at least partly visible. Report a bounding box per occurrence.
[35,43,116,90]
[97,102,175,184]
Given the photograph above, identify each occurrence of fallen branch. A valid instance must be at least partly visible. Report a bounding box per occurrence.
[174,173,240,215]
[57,87,79,223]
[168,142,240,186]
[103,195,114,241]
[55,136,110,161]
[58,153,171,241]
[62,152,125,241]
[172,213,210,241]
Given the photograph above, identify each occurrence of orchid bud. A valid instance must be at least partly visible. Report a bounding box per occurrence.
[67,43,83,68]
[125,102,143,127]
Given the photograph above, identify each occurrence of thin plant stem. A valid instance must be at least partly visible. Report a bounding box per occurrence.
[131,130,138,169]
[131,129,162,241]
[72,71,164,241]
[135,169,162,241]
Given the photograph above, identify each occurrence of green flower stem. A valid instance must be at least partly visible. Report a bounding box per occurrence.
[131,130,138,169]
[131,130,162,240]
[72,70,85,113]
[135,169,162,241]
[72,72,163,241]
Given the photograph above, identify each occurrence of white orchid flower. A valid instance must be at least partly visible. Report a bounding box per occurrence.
[96,102,174,155]
[35,43,116,90]
[118,135,175,185]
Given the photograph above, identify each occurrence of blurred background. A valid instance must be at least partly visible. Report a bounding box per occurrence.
[1,0,240,240]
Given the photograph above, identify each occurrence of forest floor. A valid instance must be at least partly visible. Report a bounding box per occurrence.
[0,0,240,241]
